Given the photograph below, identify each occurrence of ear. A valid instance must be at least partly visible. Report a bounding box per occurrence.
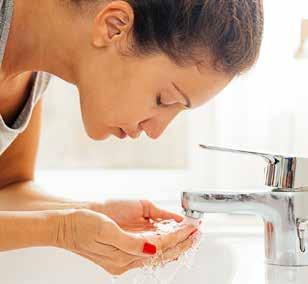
[92,1,134,48]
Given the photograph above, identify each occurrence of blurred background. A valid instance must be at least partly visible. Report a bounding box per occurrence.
[36,0,308,192]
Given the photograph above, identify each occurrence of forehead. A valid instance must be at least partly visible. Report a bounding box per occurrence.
[132,54,233,108]
[169,62,233,109]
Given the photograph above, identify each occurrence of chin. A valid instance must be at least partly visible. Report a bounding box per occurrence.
[86,129,111,141]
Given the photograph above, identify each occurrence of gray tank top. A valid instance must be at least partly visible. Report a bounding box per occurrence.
[0,0,51,156]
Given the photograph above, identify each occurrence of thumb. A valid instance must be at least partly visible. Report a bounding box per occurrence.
[111,229,158,257]
[149,203,184,223]
[140,200,184,223]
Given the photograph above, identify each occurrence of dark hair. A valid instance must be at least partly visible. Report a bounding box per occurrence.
[72,0,264,75]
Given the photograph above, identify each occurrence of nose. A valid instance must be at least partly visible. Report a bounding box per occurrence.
[140,107,182,139]
[140,121,166,139]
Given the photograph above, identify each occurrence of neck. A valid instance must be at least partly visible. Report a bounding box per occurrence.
[0,0,81,84]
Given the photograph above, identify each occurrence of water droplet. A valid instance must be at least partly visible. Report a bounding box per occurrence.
[133,217,203,284]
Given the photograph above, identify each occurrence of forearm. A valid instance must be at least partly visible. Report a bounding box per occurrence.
[0,181,90,211]
[0,210,61,251]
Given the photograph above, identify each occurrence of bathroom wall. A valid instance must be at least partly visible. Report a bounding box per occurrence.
[196,0,308,189]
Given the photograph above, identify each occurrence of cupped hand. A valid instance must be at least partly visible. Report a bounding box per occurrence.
[90,199,185,232]
[55,208,197,276]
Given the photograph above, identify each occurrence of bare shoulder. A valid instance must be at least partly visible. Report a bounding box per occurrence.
[0,98,42,189]
[0,71,35,126]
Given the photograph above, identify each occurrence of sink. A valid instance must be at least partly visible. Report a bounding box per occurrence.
[0,207,268,284]
[0,212,307,284]
[1,171,308,283]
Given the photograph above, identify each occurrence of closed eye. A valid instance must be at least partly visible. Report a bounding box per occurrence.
[156,93,177,107]
[156,93,163,106]
[156,93,172,107]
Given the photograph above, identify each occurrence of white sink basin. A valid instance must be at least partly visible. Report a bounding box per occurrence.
[1,214,308,284]
[0,230,254,284]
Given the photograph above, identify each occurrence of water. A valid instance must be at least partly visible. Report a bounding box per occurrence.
[111,216,204,284]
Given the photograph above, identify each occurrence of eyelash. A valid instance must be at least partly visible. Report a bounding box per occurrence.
[156,94,163,106]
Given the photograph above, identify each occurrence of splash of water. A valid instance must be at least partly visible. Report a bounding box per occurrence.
[111,216,204,284]
[135,216,204,284]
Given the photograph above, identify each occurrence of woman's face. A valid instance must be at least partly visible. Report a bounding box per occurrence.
[76,53,232,140]
[68,1,232,140]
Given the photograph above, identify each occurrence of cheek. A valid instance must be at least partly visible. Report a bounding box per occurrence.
[106,103,152,127]
[103,90,155,125]
[78,73,156,127]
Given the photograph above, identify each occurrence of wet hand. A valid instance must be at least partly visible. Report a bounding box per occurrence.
[55,209,197,276]
[90,199,184,232]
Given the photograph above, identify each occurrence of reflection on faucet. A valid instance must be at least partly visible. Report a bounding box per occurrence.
[181,145,308,267]
[182,190,308,266]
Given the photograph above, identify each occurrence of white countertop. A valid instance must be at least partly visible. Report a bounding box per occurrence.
[1,170,305,284]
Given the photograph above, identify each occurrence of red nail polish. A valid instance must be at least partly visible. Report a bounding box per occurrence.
[143,242,157,255]
[189,229,198,237]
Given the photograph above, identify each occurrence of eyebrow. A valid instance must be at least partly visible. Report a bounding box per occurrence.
[172,82,192,109]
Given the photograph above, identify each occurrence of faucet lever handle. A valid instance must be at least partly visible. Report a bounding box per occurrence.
[199,144,308,190]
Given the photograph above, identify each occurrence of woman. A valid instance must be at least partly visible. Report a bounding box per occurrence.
[0,0,263,277]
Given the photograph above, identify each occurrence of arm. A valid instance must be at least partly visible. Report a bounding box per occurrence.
[0,210,60,251]
[0,181,90,211]
[0,98,90,211]
[0,93,183,231]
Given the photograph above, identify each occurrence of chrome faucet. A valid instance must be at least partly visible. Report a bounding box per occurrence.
[181,145,308,266]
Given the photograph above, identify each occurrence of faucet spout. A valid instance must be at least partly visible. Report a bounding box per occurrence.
[182,191,274,218]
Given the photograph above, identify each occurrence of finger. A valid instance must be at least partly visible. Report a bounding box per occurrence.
[108,249,148,267]
[73,249,148,276]
[140,200,184,223]
[75,247,146,268]
[106,257,148,276]
[108,234,197,276]
[84,235,120,258]
[73,250,123,276]
[108,229,158,257]
[151,207,184,223]
[92,241,120,257]
[124,236,195,271]
[159,235,195,264]
[155,225,198,252]
[122,258,149,273]
[72,244,118,261]
[120,223,156,232]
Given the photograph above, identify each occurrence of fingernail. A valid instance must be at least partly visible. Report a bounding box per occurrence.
[143,242,157,255]
[189,229,198,237]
